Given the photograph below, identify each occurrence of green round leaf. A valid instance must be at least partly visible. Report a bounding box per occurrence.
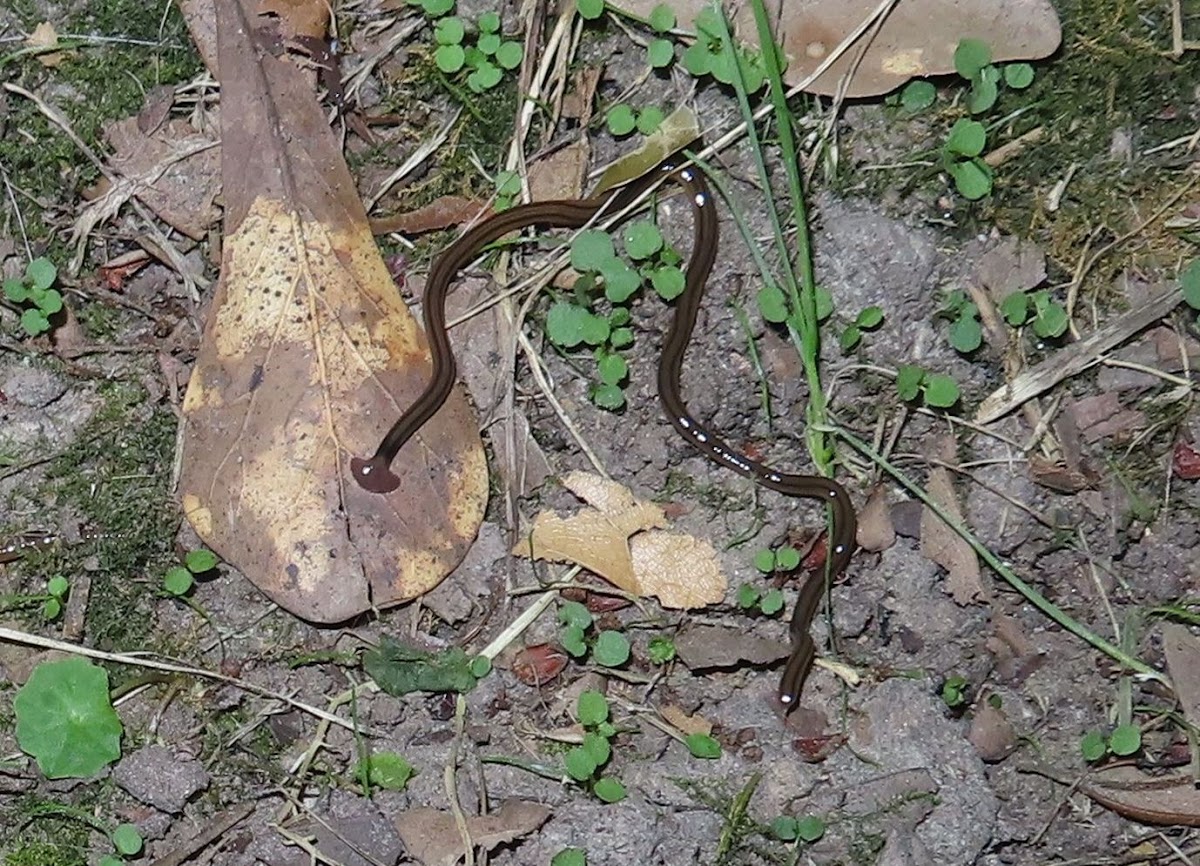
[496,41,523,69]
[576,0,605,20]
[477,32,501,55]
[579,313,611,346]
[1080,731,1107,762]
[923,374,960,408]
[954,37,992,79]
[98,857,123,866]
[357,752,416,790]
[757,285,788,323]
[577,690,609,725]
[20,308,50,335]
[42,598,61,620]
[3,277,29,302]
[565,745,597,781]
[759,588,784,615]
[571,229,616,270]
[593,777,627,803]
[478,11,500,32]
[467,61,503,92]
[559,599,593,629]
[949,158,993,200]
[495,170,522,198]
[900,80,936,112]
[609,326,634,349]
[546,301,590,348]
[14,657,123,778]
[648,40,675,69]
[736,583,760,609]
[46,575,69,598]
[968,76,998,114]
[1004,62,1035,89]
[469,655,492,678]
[636,104,665,133]
[999,291,1029,325]
[775,546,801,570]
[681,42,712,76]
[26,257,56,290]
[623,220,663,260]
[1032,297,1068,338]
[685,733,721,759]
[1109,724,1142,757]
[421,0,454,15]
[435,16,465,44]
[771,816,800,841]
[648,3,675,31]
[840,325,862,352]
[582,731,612,766]
[895,364,926,401]
[752,548,776,573]
[591,383,625,409]
[606,103,636,136]
[435,43,465,73]
[608,306,631,326]
[948,315,982,353]
[945,118,986,157]
[650,266,685,301]
[796,815,826,842]
[551,848,587,866]
[596,352,628,385]
[561,624,588,657]
[163,565,194,596]
[593,630,631,667]
[856,305,884,328]
[111,824,144,856]
[601,260,640,303]
[185,548,218,573]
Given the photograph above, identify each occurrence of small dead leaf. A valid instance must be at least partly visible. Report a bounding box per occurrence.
[369,196,488,236]
[1173,442,1200,480]
[856,485,896,552]
[394,800,551,866]
[920,438,985,604]
[1081,766,1200,826]
[513,472,725,609]
[1163,624,1200,729]
[675,624,786,669]
[1027,454,1093,494]
[975,236,1047,305]
[660,704,713,737]
[968,702,1017,763]
[509,643,568,687]
[26,21,67,67]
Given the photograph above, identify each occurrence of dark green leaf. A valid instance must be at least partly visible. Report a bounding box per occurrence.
[363,636,478,696]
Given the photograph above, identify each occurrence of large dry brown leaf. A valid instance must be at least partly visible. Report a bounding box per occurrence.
[1080,766,1200,826]
[512,471,726,609]
[612,0,1060,97]
[920,436,985,604]
[179,0,486,623]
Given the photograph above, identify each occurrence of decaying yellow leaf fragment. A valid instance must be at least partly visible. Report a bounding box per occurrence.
[512,471,726,609]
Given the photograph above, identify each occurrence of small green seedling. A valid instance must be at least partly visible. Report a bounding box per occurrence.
[681,8,769,94]
[890,79,937,113]
[424,0,523,93]
[953,38,1035,115]
[896,364,960,409]
[576,0,605,20]
[605,103,666,137]
[163,548,219,597]
[647,634,677,664]
[942,117,992,201]
[1080,724,1142,762]
[753,545,801,574]
[736,583,785,616]
[999,290,1069,339]
[355,752,417,792]
[940,674,969,708]
[840,305,884,352]
[494,169,523,210]
[557,600,631,666]
[552,847,588,866]
[756,281,834,332]
[564,690,626,802]
[645,4,676,68]
[685,732,722,759]
[771,814,826,843]
[3,256,62,336]
[42,575,69,621]
[939,288,983,354]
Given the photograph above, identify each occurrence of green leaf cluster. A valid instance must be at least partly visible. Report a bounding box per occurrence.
[564,691,626,802]
[999,290,1069,339]
[940,673,968,708]
[162,547,219,598]
[939,289,982,354]
[606,103,666,137]
[424,0,523,92]
[840,305,884,352]
[772,814,825,843]
[1080,723,1142,762]
[681,8,771,93]
[4,256,62,336]
[735,583,784,616]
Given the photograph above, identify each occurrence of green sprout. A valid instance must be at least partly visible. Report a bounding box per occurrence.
[3,256,63,336]
[895,364,960,409]
[564,691,626,802]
